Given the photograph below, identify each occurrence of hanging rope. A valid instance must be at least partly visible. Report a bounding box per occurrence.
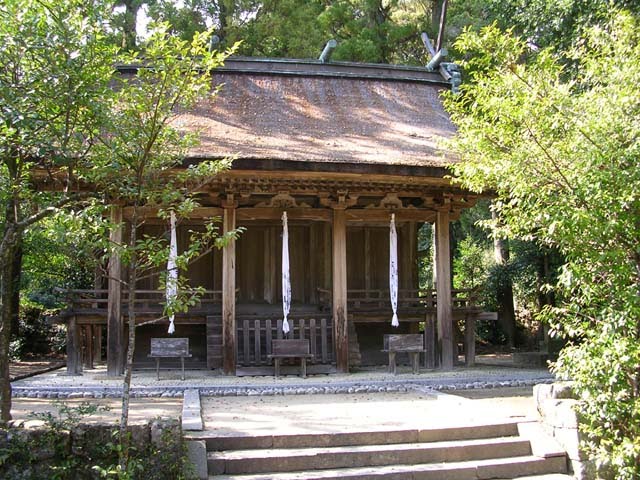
[390,213,399,327]
[282,211,291,335]
[166,211,178,334]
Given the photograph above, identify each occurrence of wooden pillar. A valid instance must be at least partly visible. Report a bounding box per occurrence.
[93,325,102,364]
[66,316,81,375]
[435,209,454,370]
[332,208,349,373]
[424,312,436,369]
[465,314,476,367]
[106,206,123,376]
[222,201,237,375]
[82,325,93,369]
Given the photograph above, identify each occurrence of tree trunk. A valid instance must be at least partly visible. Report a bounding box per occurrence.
[119,206,138,469]
[10,241,22,338]
[0,223,19,424]
[494,239,516,347]
[121,0,140,51]
[493,212,516,348]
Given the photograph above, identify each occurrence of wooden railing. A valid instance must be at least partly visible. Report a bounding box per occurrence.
[64,289,224,316]
[317,288,479,312]
[236,314,333,366]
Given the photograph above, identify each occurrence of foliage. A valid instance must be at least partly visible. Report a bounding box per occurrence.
[0,402,106,479]
[144,0,471,64]
[1,403,191,480]
[445,12,640,478]
[453,236,490,291]
[88,21,240,470]
[0,0,117,424]
[485,0,640,54]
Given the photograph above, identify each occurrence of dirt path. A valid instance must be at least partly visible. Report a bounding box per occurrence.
[11,398,182,425]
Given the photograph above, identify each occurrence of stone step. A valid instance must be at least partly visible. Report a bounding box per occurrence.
[189,422,521,451]
[210,454,568,480]
[209,436,532,475]
[499,475,574,479]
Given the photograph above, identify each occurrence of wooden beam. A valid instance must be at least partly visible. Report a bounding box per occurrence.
[222,204,237,375]
[435,209,454,370]
[123,206,223,220]
[332,208,349,373]
[237,208,331,222]
[106,206,123,376]
[345,209,437,224]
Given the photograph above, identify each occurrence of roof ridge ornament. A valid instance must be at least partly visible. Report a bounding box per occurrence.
[319,39,337,63]
[422,31,460,93]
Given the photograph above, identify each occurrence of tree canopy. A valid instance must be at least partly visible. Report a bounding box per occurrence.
[445,12,640,477]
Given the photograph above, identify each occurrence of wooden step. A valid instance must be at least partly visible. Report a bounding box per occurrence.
[208,436,532,475]
[210,455,568,480]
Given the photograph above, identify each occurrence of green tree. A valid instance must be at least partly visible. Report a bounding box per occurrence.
[485,0,640,53]
[445,13,640,477]
[0,0,115,424]
[90,23,238,471]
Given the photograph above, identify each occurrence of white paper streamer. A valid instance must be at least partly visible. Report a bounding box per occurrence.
[390,213,399,327]
[166,211,178,334]
[282,211,291,335]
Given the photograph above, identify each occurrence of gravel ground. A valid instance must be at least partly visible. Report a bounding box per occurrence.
[10,357,553,400]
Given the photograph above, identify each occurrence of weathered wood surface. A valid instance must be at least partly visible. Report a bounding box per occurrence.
[149,337,191,357]
[236,315,332,367]
[66,316,81,375]
[383,334,424,352]
[268,339,313,378]
[222,204,237,375]
[332,208,349,373]
[435,209,454,370]
[148,337,192,380]
[424,313,436,369]
[382,334,424,375]
[317,288,478,314]
[270,339,311,356]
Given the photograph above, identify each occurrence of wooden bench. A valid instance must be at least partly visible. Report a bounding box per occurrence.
[383,334,424,375]
[267,339,313,379]
[148,338,192,380]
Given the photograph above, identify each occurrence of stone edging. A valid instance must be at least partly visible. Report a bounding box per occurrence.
[11,377,553,399]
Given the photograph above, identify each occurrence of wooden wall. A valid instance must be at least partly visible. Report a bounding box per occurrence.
[347,224,417,292]
[235,222,331,305]
[134,220,418,306]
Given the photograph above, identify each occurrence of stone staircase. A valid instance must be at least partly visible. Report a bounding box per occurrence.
[189,421,572,479]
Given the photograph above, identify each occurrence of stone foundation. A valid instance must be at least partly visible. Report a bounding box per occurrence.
[534,382,595,480]
[0,418,184,479]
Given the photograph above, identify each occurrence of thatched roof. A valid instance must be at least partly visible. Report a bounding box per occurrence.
[173,58,457,169]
